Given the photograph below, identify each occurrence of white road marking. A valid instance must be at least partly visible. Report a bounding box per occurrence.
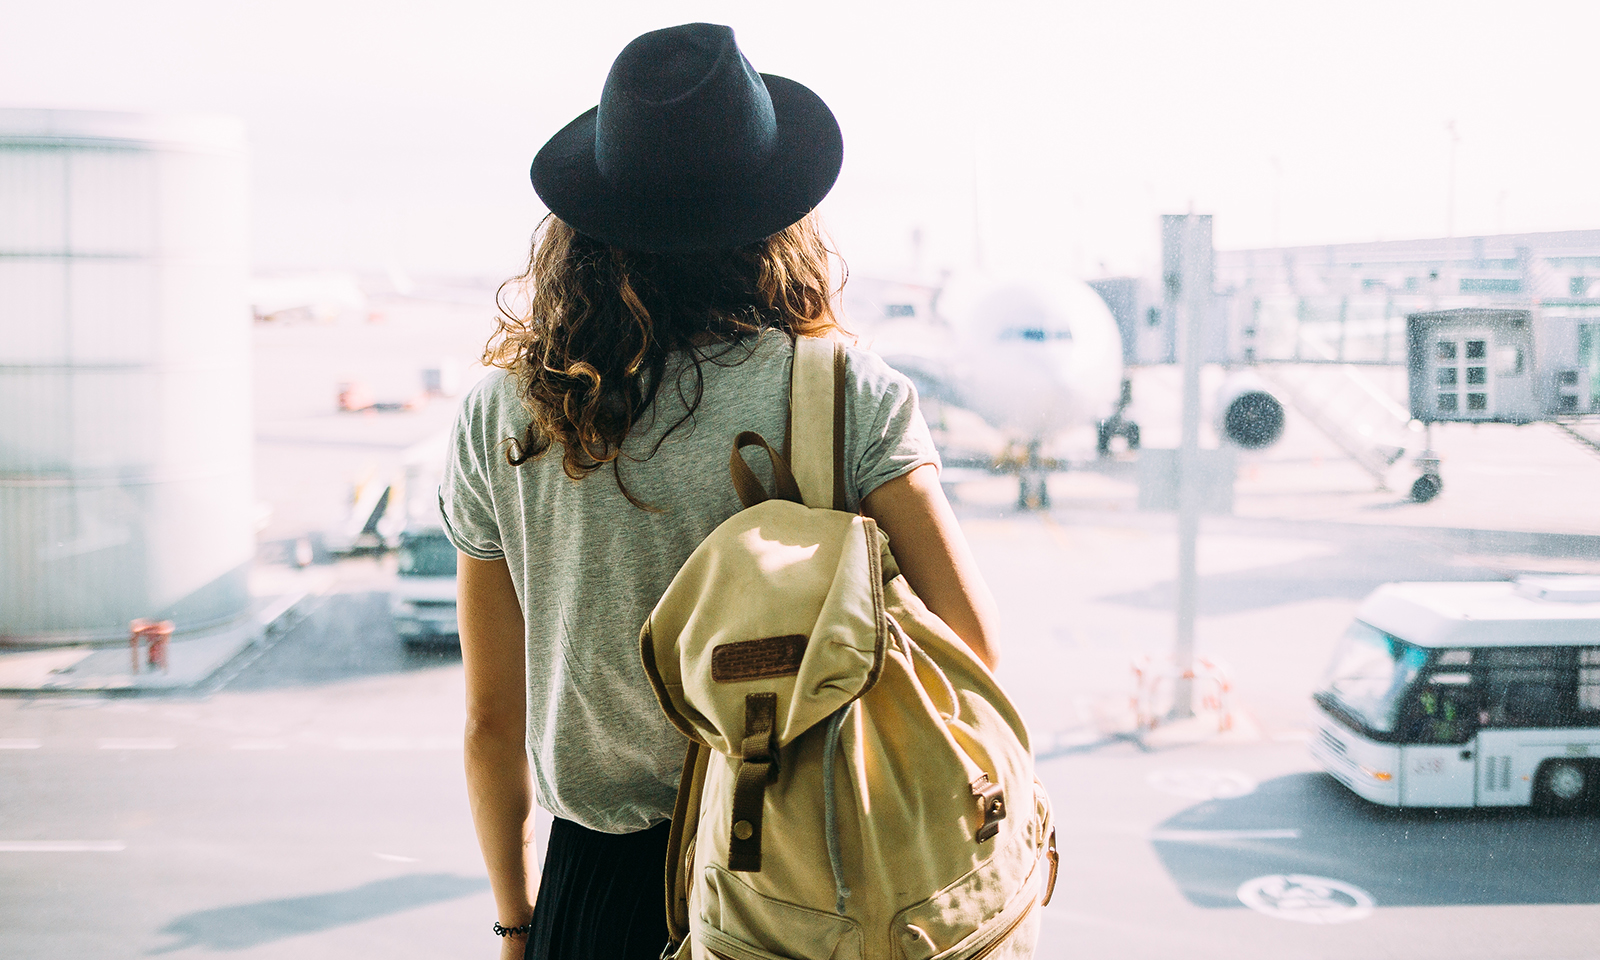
[374,853,419,862]
[1150,829,1301,843]
[1237,874,1375,923]
[0,739,42,749]
[98,738,176,750]
[0,840,125,852]
[230,739,289,750]
[1146,768,1258,800]
[337,737,459,751]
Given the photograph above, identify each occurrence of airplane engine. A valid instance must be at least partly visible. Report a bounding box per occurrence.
[1216,371,1285,449]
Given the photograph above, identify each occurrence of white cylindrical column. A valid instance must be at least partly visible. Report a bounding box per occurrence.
[0,110,252,643]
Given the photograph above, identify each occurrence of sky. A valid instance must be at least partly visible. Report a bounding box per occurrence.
[4,0,1599,282]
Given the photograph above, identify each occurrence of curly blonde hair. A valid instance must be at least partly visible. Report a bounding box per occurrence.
[484,212,847,507]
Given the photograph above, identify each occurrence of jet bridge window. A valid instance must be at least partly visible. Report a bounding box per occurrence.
[1434,335,1493,417]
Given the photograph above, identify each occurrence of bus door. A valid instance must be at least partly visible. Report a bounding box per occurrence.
[1397,672,1480,807]
[1475,667,1569,807]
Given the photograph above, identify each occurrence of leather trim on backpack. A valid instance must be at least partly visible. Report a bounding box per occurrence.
[728,692,778,872]
[712,635,808,682]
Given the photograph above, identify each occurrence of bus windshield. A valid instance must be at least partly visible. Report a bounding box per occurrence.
[1318,620,1429,734]
[398,533,457,578]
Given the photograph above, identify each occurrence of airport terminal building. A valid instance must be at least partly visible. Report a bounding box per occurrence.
[1100,229,1600,417]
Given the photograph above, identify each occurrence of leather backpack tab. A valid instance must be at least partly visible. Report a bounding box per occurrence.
[641,336,1056,960]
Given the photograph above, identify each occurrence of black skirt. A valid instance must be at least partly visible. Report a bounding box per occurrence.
[525,816,671,960]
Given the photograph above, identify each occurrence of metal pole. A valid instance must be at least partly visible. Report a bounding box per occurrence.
[1170,213,1211,721]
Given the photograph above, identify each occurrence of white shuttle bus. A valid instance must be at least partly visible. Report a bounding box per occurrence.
[1311,577,1600,811]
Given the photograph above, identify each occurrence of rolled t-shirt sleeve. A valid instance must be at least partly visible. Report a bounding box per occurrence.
[845,347,942,510]
[439,376,507,561]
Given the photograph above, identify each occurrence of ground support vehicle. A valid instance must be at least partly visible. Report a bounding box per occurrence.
[390,526,459,646]
[1311,577,1600,811]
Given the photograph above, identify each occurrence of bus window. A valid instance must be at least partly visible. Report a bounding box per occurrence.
[1485,669,1564,727]
[1318,621,1429,734]
[1401,680,1482,744]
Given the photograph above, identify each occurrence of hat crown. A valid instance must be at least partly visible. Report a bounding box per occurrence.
[595,23,777,195]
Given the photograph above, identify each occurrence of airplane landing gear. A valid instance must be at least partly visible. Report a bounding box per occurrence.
[1010,439,1051,510]
[1410,422,1442,503]
[1097,378,1141,457]
[1017,472,1051,511]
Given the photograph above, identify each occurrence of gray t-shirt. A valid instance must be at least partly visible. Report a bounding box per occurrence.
[439,329,939,833]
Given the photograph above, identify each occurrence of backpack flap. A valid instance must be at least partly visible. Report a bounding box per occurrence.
[641,497,889,757]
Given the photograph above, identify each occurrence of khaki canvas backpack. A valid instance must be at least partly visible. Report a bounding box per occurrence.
[641,336,1056,960]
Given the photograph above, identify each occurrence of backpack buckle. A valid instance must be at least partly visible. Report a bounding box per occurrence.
[971,774,1007,843]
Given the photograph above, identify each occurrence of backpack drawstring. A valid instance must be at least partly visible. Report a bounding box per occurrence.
[822,702,853,915]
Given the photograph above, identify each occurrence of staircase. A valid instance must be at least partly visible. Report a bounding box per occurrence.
[1254,362,1413,488]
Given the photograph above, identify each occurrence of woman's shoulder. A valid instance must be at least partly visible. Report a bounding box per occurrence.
[456,367,522,422]
[837,337,917,403]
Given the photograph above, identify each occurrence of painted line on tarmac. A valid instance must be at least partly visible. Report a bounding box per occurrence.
[0,739,41,749]
[1150,829,1301,843]
[337,737,460,751]
[0,840,125,852]
[97,738,176,750]
[374,852,419,862]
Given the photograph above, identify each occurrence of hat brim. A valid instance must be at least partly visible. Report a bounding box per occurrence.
[530,74,842,254]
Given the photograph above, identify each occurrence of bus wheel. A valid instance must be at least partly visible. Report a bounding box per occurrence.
[1534,760,1589,813]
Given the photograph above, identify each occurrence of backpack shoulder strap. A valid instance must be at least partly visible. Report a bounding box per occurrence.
[789,337,848,511]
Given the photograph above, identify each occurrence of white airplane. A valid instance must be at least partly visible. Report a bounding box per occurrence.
[845,271,1286,508]
[845,271,1130,507]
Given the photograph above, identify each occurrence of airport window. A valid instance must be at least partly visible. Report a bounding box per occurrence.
[1460,277,1522,294]
[1560,394,1579,411]
[1146,306,1161,328]
[1466,367,1487,385]
[1468,393,1488,410]
[1495,346,1524,376]
[1437,341,1457,361]
[1438,392,1459,412]
[1571,276,1592,297]
[1558,370,1579,385]
[1466,340,1487,360]
[1438,368,1458,386]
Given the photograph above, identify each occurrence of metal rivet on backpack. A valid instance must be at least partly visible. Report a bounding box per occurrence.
[733,820,754,841]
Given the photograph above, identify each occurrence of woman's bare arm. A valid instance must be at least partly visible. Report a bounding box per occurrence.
[861,464,1001,670]
[458,553,537,959]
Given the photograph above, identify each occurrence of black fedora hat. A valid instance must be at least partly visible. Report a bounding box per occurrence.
[531,23,843,254]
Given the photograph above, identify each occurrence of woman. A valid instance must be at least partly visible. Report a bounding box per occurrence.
[442,23,1001,960]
